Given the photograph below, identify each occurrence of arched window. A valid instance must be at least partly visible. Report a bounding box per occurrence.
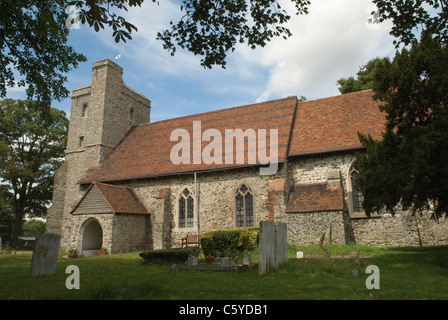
[82,103,88,117]
[348,163,365,215]
[129,107,135,121]
[178,189,194,228]
[235,184,254,227]
[350,169,364,212]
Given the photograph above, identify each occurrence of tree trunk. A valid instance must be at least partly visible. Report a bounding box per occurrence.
[10,199,25,248]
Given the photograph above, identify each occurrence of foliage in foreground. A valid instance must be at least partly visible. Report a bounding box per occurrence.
[200,227,259,257]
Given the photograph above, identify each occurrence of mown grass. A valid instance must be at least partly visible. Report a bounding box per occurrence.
[1,244,447,300]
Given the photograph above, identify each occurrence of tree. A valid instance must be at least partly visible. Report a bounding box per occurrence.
[336,57,389,94]
[0,0,87,104]
[22,220,46,237]
[354,32,448,217]
[70,0,312,68]
[156,0,311,68]
[373,0,448,47]
[0,185,14,241]
[0,99,68,247]
[1,0,311,104]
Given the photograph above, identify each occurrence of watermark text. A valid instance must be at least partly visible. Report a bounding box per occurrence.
[170,121,279,175]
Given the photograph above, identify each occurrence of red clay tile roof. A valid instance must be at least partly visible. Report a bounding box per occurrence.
[285,183,344,213]
[79,90,386,184]
[79,97,297,183]
[93,182,150,215]
[288,90,386,157]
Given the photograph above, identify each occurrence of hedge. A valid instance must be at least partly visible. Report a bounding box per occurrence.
[201,227,259,257]
[139,247,200,264]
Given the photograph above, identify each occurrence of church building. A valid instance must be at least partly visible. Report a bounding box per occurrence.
[46,59,448,256]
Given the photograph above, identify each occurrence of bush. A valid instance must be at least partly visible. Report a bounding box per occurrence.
[139,247,199,264]
[239,228,259,253]
[201,227,259,257]
[22,219,46,237]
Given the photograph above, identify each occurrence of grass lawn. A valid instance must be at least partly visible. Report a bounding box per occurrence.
[0,244,447,300]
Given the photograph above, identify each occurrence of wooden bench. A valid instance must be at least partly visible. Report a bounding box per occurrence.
[181,234,201,248]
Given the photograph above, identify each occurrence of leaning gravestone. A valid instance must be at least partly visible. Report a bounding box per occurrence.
[30,233,61,277]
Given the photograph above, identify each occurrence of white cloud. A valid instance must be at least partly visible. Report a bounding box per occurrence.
[112,0,204,75]
[252,0,396,102]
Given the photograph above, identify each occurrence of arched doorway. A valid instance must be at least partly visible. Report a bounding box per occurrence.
[81,218,103,257]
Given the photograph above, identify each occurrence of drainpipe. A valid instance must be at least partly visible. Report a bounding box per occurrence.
[194,172,200,235]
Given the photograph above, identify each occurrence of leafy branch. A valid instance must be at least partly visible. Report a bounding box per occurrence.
[157,0,311,68]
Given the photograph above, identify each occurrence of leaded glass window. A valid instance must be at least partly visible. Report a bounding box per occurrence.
[350,169,364,212]
[235,184,254,227]
[178,196,185,228]
[179,189,194,228]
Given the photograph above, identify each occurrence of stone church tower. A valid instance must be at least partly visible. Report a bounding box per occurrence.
[46,59,151,250]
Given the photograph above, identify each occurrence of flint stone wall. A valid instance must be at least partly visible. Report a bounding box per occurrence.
[130,165,287,249]
[287,153,448,247]
[278,211,347,245]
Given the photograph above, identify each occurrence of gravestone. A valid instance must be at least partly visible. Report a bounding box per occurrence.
[30,233,61,277]
[350,252,360,267]
[243,254,253,265]
[258,221,287,275]
[220,257,232,267]
[188,256,198,266]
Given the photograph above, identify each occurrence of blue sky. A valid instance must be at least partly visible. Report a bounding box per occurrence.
[8,0,397,122]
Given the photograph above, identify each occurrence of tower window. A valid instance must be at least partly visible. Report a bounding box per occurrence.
[129,107,135,121]
[79,136,85,148]
[82,103,88,117]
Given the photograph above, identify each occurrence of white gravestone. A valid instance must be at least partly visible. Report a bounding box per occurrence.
[30,233,61,277]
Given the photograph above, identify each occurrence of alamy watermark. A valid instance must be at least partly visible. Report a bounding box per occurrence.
[65,265,80,290]
[365,265,380,289]
[170,121,279,175]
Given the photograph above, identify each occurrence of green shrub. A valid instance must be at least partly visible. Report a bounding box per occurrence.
[139,247,199,264]
[201,227,259,257]
[22,220,46,237]
[239,228,259,253]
